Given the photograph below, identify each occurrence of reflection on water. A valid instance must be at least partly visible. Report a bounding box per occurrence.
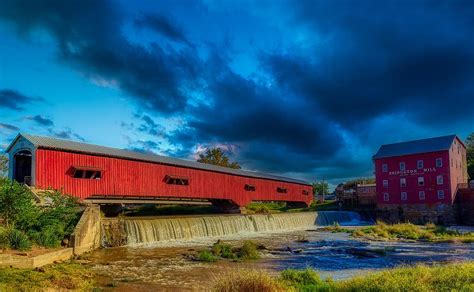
[86,227,474,290]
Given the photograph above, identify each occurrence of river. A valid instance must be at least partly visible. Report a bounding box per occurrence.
[84,222,474,291]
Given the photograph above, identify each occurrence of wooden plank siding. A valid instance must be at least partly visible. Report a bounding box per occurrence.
[35,149,312,207]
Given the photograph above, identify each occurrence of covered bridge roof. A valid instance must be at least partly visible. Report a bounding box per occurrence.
[7,133,309,185]
[373,134,461,159]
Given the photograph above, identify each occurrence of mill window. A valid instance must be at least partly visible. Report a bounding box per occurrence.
[418,177,424,186]
[437,190,445,199]
[400,178,406,187]
[401,192,407,201]
[419,191,425,200]
[400,162,405,171]
[437,175,443,185]
[417,160,423,169]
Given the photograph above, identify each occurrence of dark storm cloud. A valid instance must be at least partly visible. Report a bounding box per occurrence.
[25,115,54,127]
[0,89,42,111]
[264,0,474,128]
[127,139,160,154]
[138,115,163,136]
[134,13,190,45]
[48,128,86,142]
[0,0,200,114]
[0,123,19,132]
[166,66,344,176]
[23,114,86,142]
[2,0,474,184]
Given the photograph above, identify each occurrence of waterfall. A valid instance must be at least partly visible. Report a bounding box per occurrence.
[315,211,368,226]
[102,211,368,246]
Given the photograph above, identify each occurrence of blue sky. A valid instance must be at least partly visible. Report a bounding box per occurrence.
[0,0,473,187]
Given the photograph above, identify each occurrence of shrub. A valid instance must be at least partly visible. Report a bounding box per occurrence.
[0,180,82,250]
[237,240,260,260]
[0,179,38,229]
[198,250,218,262]
[28,190,81,248]
[213,269,286,292]
[0,227,10,249]
[29,225,64,248]
[212,241,236,259]
[8,229,31,251]
[280,268,332,291]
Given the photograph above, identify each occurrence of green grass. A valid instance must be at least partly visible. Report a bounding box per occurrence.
[318,222,353,234]
[338,262,474,291]
[245,201,339,214]
[0,262,95,290]
[213,262,474,291]
[246,202,286,214]
[351,222,474,243]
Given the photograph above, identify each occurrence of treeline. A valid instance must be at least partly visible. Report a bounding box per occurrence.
[0,178,82,250]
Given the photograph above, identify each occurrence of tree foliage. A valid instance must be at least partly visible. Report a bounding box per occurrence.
[197,147,241,169]
[312,181,329,196]
[0,155,8,178]
[0,179,82,250]
[0,178,38,228]
[466,133,474,179]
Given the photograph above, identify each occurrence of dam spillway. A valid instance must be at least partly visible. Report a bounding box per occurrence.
[102,211,365,247]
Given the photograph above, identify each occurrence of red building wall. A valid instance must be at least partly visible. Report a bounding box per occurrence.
[35,149,312,207]
[375,150,452,205]
[448,138,468,197]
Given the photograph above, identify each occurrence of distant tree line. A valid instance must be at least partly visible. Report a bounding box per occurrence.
[466,133,474,180]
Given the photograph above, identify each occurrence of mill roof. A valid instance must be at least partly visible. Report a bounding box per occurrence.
[373,134,462,159]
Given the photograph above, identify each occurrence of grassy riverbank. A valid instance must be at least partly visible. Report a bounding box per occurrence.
[246,201,338,214]
[213,262,474,291]
[353,222,474,243]
[323,222,474,243]
[0,262,95,290]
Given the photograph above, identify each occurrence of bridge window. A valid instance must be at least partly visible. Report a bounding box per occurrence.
[70,166,102,179]
[302,190,310,196]
[244,184,256,191]
[277,187,287,194]
[165,175,189,186]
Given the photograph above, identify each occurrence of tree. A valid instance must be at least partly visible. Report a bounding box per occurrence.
[0,155,8,177]
[197,147,241,169]
[312,181,329,196]
[0,179,38,228]
[466,133,474,179]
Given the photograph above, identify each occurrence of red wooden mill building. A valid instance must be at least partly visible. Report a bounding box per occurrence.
[6,134,312,211]
[373,134,468,223]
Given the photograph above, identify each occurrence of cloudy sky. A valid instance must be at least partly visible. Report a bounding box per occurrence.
[0,0,473,186]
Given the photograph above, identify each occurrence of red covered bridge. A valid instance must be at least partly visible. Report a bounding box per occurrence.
[6,134,312,211]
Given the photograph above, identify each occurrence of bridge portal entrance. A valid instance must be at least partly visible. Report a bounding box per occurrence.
[14,150,32,185]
